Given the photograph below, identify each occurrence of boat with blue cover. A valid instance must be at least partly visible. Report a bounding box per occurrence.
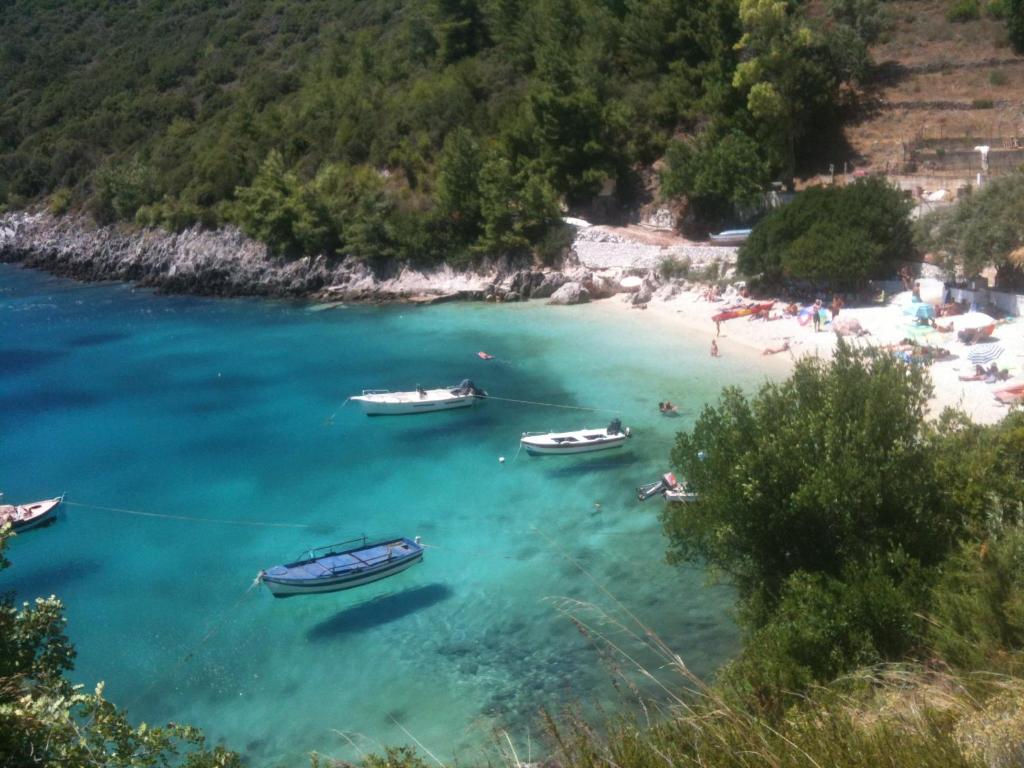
[257,535,424,597]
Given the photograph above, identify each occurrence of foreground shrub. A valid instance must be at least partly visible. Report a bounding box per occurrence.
[543,666,1012,768]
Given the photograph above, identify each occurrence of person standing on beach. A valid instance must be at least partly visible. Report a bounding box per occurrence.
[831,295,843,318]
[711,339,720,357]
[812,299,822,332]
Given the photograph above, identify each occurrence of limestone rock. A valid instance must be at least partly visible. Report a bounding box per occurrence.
[532,271,569,299]
[548,281,590,305]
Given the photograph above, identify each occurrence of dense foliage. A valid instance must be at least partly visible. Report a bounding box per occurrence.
[664,343,1024,706]
[0,527,241,767]
[916,172,1024,287]
[1,0,873,260]
[1009,0,1024,49]
[737,177,914,286]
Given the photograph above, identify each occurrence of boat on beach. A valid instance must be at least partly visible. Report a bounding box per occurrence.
[351,379,486,415]
[521,419,631,455]
[994,383,1024,405]
[0,494,64,532]
[711,301,775,323]
[709,228,752,246]
[258,535,424,597]
[637,473,698,503]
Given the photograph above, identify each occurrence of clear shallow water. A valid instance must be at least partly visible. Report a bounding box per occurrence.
[1,264,774,765]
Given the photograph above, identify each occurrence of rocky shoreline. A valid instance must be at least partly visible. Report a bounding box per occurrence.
[0,211,736,305]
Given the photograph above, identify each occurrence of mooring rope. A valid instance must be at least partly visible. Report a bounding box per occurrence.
[325,392,619,425]
[64,501,315,529]
[325,397,351,425]
[481,394,620,413]
[126,581,260,711]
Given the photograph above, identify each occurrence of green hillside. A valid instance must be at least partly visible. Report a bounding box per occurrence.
[0,0,876,261]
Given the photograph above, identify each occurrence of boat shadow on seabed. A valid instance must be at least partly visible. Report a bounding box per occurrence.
[542,451,641,478]
[305,583,454,640]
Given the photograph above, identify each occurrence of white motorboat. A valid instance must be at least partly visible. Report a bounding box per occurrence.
[521,419,631,455]
[351,379,486,416]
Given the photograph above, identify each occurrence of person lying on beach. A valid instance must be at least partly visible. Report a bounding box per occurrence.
[762,341,791,355]
[986,364,1010,383]
[959,365,988,381]
[929,318,954,333]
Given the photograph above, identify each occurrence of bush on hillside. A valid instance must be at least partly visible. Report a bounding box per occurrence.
[929,525,1024,670]
[916,172,1024,279]
[721,556,927,701]
[987,0,1011,19]
[738,177,913,286]
[1009,0,1024,53]
[661,130,772,225]
[948,0,982,21]
[828,0,887,44]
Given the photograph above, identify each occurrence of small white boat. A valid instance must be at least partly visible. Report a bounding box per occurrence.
[637,473,698,503]
[521,419,631,455]
[709,228,752,246]
[351,379,486,416]
[0,493,64,532]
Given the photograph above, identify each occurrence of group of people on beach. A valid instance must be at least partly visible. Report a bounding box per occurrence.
[959,363,1011,383]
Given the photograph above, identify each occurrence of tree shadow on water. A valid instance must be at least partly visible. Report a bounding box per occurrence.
[306,583,453,641]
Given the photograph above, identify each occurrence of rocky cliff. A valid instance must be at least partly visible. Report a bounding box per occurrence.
[0,211,736,303]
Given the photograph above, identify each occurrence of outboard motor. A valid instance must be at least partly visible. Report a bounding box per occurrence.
[607,418,623,435]
[636,478,667,502]
[452,378,486,398]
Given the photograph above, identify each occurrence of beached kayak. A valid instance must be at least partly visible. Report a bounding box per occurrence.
[712,302,775,323]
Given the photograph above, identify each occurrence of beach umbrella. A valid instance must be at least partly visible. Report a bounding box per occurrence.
[950,311,996,331]
[967,344,1004,365]
[901,302,935,319]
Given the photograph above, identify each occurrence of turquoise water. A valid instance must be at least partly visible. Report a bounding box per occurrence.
[0,264,774,765]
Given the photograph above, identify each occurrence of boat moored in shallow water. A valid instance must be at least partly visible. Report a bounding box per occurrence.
[521,419,631,455]
[637,473,697,503]
[258,535,424,597]
[351,379,486,415]
[0,493,64,532]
